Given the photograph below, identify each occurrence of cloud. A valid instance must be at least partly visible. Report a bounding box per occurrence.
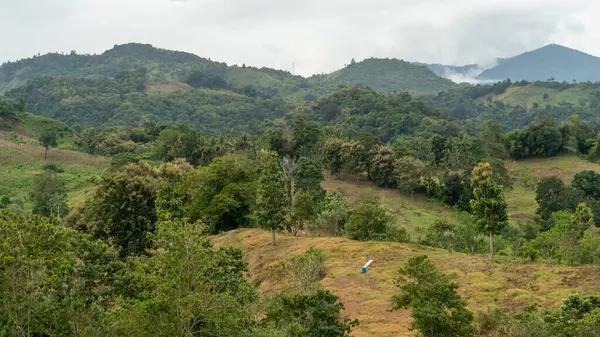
[0,0,599,76]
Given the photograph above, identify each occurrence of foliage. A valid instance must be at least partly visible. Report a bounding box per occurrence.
[262,289,358,337]
[0,210,126,336]
[345,201,392,240]
[30,171,68,218]
[572,170,600,200]
[535,176,583,223]
[291,192,315,235]
[391,255,474,337]
[370,145,397,188]
[280,249,326,295]
[255,150,289,243]
[394,156,424,196]
[315,193,351,235]
[182,153,257,233]
[470,181,508,261]
[70,162,160,256]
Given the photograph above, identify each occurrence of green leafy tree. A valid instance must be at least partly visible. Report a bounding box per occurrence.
[572,170,600,200]
[291,192,315,236]
[394,156,424,197]
[341,140,367,175]
[536,176,583,224]
[255,150,289,244]
[296,156,326,203]
[108,219,257,336]
[345,201,392,240]
[470,181,508,261]
[262,289,358,337]
[155,158,193,220]
[182,153,257,233]
[322,138,344,176]
[391,255,474,337]
[316,193,350,235]
[370,145,397,188]
[30,171,69,218]
[0,210,125,336]
[39,128,58,161]
[71,162,160,256]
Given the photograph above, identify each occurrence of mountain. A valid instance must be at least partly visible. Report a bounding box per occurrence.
[0,45,457,98]
[477,44,600,82]
[317,58,458,94]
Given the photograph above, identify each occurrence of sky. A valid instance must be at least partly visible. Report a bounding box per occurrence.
[1,0,599,76]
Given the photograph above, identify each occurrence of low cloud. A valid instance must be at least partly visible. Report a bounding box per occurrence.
[0,0,599,76]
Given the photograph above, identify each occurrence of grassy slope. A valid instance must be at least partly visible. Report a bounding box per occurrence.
[213,229,600,337]
[205,155,599,336]
[477,83,598,108]
[0,114,107,211]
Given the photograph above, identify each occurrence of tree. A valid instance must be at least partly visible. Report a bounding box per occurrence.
[70,162,160,256]
[536,177,583,224]
[30,171,68,217]
[262,289,358,336]
[39,128,58,161]
[341,140,367,176]
[470,181,508,261]
[391,255,474,337]
[109,219,257,336]
[370,145,397,188]
[572,170,600,200]
[345,201,392,240]
[394,156,424,197]
[316,193,350,235]
[322,138,344,176]
[255,150,289,244]
[291,192,315,236]
[296,156,325,203]
[182,154,257,233]
[470,162,492,188]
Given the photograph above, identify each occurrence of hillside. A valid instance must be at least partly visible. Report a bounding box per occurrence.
[478,44,600,82]
[0,112,107,212]
[317,58,458,95]
[5,73,295,133]
[213,229,600,337]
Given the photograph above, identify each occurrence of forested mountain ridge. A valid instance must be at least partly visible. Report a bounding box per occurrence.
[1,43,458,98]
[478,44,600,82]
[316,58,458,94]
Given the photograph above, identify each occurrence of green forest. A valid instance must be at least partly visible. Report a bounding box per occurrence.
[3,44,600,336]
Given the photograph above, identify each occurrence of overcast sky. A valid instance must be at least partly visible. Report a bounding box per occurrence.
[1,0,599,76]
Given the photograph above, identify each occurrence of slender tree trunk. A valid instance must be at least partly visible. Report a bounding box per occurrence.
[44,148,48,161]
[489,216,495,262]
[489,230,494,262]
[271,228,276,246]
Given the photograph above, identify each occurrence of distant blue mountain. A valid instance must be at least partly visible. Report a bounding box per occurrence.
[477,44,600,82]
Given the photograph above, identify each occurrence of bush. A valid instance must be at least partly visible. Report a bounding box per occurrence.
[345,201,392,241]
[281,249,326,295]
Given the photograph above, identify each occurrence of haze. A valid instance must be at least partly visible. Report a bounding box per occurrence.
[1,0,599,76]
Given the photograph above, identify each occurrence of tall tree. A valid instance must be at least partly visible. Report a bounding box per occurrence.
[391,255,474,337]
[393,156,424,197]
[39,128,58,161]
[70,162,160,256]
[322,138,344,176]
[370,145,397,188]
[254,150,289,244]
[470,181,508,261]
[30,171,68,218]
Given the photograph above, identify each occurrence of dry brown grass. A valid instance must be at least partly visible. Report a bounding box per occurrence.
[145,80,191,94]
[213,229,600,337]
[0,138,107,168]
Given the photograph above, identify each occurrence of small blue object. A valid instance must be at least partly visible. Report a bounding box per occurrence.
[361,260,374,273]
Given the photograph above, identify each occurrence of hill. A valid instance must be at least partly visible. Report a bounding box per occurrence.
[0,108,107,212]
[213,228,600,337]
[4,73,295,133]
[317,58,458,95]
[1,44,458,100]
[478,44,600,82]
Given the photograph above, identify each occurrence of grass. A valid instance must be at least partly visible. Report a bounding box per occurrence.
[479,83,598,109]
[0,137,107,212]
[323,174,458,239]
[213,229,600,337]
